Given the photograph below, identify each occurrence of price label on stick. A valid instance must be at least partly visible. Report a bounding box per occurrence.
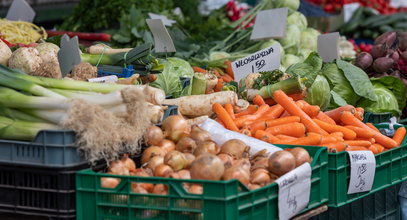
[231,44,281,83]
[148,13,176,27]
[250,8,288,40]
[58,34,81,77]
[6,0,35,23]
[275,163,311,220]
[317,32,340,62]
[347,151,376,194]
[146,19,176,53]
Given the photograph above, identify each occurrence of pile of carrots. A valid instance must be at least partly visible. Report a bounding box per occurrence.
[192,60,235,93]
[213,90,407,154]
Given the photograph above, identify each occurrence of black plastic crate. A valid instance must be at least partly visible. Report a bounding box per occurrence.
[0,162,91,220]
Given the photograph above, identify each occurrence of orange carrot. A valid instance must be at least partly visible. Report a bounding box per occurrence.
[213,68,221,77]
[235,105,257,117]
[241,127,252,137]
[192,66,207,73]
[321,142,347,153]
[321,136,339,144]
[393,127,406,146]
[273,90,327,135]
[313,119,357,140]
[266,122,306,137]
[224,104,235,120]
[297,100,320,118]
[221,74,233,83]
[284,134,322,146]
[214,78,224,92]
[233,106,241,113]
[366,123,380,132]
[253,94,266,106]
[254,130,279,143]
[325,105,356,123]
[224,60,234,79]
[372,143,385,153]
[249,121,267,133]
[344,140,372,147]
[264,98,277,105]
[213,103,239,132]
[340,111,398,149]
[354,107,364,121]
[330,132,345,140]
[346,146,369,151]
[368,144,380,154]
[344,126,374,139]
[234,105,270,127]
[275,134,298,141]
[315,112,336,125]
[215,118,225,127]
[289,92,307,101]
[265,116,301,128]
[355,138,376,144]
[280,111,291,117]
[262,104,285,119]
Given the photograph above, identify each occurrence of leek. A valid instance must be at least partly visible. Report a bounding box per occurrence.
[0,116,59,141]
[0,107,47,123]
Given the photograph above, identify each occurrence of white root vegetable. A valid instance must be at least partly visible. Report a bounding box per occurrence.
[35,43,59,63]
[162,91,238,117]
[236,99,249,111]
[70,62,97,80]
[245,89,260,101]
[9,47,42,74]
[33,42,62,78]
[187,116,209,126]
[204,73,218,93]
[0,40,12,66]
[88,44,132,55]
[147,103,167,124]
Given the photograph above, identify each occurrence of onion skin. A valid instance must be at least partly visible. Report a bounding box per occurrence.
[154,164,174,177]
[145,126,164,146]
[217,153,234,169]
[222,165,250,185]
[141,146,166,165]
[220,139,249,159]
[189,125,212,143]
[162,115,190,143]
[184,153,195,168]
[268,151,296,176]
[146,156,164,171]
[188,184,203,194]
[121,154,136,172]
[248,183,261,190]
[250,168,271,185]
[132,185,149,194]
[164,150,188,171]
[289,147,312,167]
[176,137,197,153]
[131,169,154,192]
[108,160,130,176]
[159,139,176,153]
[177,170,191,179]
[152,184,168,195]
[251,157,269,170]
[190,154,225,180]
[193,141,219,156]
[101,177,120,188]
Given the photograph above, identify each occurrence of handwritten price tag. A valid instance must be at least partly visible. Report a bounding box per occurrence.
[347,151,376,194]
[231,44,281,82]
[275,163,311,220]
[317,32,340,62]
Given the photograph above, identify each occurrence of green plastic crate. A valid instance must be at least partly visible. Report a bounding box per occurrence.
[313,183,401,220]
[328,124,407,207]
[76,145,328,220]
[363,112,393,124]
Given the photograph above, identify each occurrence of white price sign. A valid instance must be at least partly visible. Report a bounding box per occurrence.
[146,19,176,53]
[347,151,376,194]
[58,35,81,76]
[250,8,288,40]
[343,3,360,23]
[275,163,311,220]
[6,0,35,23]
[231,44,281,82]
[390,0,407,7]
[317,32,340,62]
[88,75,118,83]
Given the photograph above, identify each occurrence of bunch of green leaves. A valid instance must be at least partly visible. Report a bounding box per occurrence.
[252,70,285,89]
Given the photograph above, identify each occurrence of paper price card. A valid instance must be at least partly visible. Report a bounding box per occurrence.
[317,32,340,62]
[58,35,81,76]
[275,163,311,220]
[231,44,281,83]
[250,8,288,40]
[146,19,176,53]
[347,151,376,194]
[6,0,35,23]
[343,3,360,23]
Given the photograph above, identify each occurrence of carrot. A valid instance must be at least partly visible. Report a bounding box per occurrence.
[280,111,291,117]
[265,116,301,128]
[288,92,307,101]
[192,66,207,73]
[273,90,327,135]
[275,134,298,141]
[296,100,320,118]
[330,132,345,141]
[284,134,322,146]
[213,68,221,77]
[368,144,380,154]
[344,126,373,139]
[214,78,224,92]
[344,140,372,147]
[234,105,270,127]
[235,105,257,117]
[266,122,306,137]
[346,146,369,151]
[393,127,406,146]
[340,111,398,149]
[224,104,235,120]
[355,138,376,144]
[313,119,357,140]
[321,142,347,153]
[262,104,285,119]
[213,103,239,132]
[224,60,234,79]
[372,143,385,153]
[254,130,279,143]
[264,98,277,105]
[321,136,340,144]
[249,121,267,133]
[215,118,225,127]
[253,94,266,106]
[221,74,233,83]
[325,105,356,123]
[366,123,380,132]
[315,112,336,125]
[233,106,241,113]
[354,107,364,121]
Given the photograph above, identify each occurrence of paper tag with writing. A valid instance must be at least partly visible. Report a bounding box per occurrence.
[6,0,35,23]
[148,13,176,27]
[347,151,376,194]
[88,75,118,83]
[232,44,281,82]
[58,35,81,76]
[275,163,311,220]
[146,19,176,53]
[343,3,360,23]
[250,8,288,40]
[317,32,340,62]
